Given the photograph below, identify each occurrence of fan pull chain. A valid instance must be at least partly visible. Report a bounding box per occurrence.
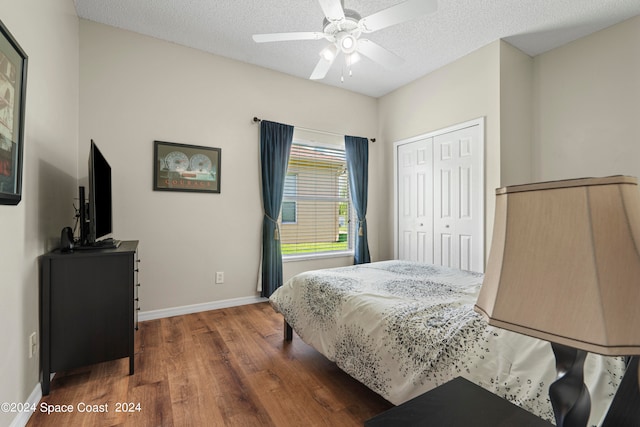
[341,56,354,83]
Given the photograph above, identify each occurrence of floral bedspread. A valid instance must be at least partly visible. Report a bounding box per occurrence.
[269,260,624,425]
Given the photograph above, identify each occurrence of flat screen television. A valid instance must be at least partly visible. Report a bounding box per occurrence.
[79,140,113,246]
[89,140,112,243]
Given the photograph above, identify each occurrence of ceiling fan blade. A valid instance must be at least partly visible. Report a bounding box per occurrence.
[359,0,438,33]
[357,39,404,68]
[318,0,345,21]
[310,46,338,80]
[252,32,325,43]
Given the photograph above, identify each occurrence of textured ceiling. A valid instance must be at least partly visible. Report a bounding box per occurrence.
[73,0,640,98]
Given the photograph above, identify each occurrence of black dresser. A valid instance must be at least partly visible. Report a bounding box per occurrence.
[40,240,140,395]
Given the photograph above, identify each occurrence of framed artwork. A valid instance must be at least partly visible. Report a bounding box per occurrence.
[0,19,28,205]
[154,140,221,193]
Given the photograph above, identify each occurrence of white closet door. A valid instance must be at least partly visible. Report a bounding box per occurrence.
[433,125,483,272]
[397,138,433,263]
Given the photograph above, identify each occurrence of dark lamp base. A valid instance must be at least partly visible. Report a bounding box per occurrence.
[549,343,590,427]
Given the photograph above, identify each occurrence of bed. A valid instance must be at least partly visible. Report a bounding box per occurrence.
[269,260,625,426]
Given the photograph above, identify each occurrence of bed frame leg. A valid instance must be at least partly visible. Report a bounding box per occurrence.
[284,321,293,341]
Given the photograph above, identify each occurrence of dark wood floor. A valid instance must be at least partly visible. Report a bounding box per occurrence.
[28,302,392,426]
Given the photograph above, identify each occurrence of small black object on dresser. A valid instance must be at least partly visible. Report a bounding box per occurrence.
[59,226,74,252]
[365,376,553,427]
[39,240,140,395]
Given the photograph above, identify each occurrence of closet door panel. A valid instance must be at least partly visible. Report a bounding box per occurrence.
[397,138,433,263]
[433,125,483,272]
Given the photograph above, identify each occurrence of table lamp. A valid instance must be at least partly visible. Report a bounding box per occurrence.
[474,175,640,427]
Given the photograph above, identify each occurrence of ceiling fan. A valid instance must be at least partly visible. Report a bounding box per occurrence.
[252,0,438,81]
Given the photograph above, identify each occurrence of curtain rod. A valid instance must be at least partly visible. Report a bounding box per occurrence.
[252,117,375,142]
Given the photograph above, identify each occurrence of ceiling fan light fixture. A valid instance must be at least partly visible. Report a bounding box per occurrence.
[339,34,358,54]
[320,43,338,61]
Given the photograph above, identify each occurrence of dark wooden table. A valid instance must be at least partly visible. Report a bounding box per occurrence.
[365,377,553,427]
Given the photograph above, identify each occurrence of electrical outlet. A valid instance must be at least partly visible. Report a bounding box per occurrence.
[29,332,37,359]
[215,272,224,284]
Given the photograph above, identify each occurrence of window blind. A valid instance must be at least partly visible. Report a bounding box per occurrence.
[279,139,354,257]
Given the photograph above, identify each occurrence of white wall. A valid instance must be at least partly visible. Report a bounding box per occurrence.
[532,15,640,181]
[378,15,640,262]
[78,21,380,311]
[500,41,533,186]
[0,1,79,425]
[378,41,502,261]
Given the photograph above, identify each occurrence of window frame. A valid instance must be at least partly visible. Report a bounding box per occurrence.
[279,131,355,261]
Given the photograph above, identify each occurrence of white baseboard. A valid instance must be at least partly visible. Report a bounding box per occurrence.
[9,377,46,427]
[138,295,269,322]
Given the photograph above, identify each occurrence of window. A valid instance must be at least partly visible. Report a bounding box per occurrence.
[279,131,353,258]
[281,174,297,224]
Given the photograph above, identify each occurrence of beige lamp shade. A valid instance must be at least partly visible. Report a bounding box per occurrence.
[475,176,640,356]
